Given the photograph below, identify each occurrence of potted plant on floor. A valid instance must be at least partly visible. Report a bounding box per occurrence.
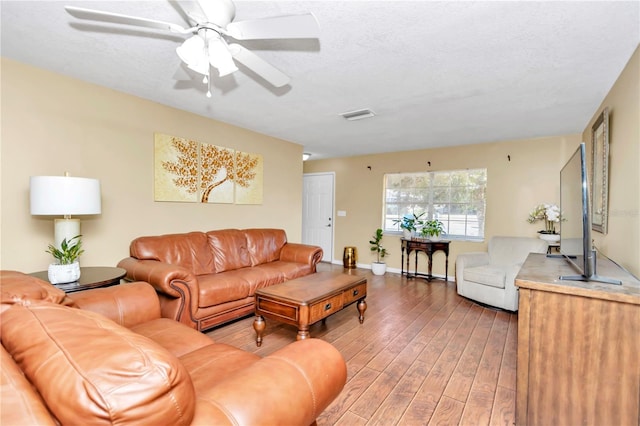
[422,219,445,241]
[46,235,84,284]
[393,212,424,239]
[369,228,388,275]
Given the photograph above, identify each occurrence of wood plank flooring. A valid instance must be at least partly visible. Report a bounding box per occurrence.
[206,263,517,425]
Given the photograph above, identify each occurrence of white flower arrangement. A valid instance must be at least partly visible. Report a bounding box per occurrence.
[527,203,561,234]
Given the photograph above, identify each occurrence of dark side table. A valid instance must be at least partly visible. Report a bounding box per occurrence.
[401,238,450,282]
[30,266,126,293]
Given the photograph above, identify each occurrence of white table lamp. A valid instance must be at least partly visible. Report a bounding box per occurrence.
[30,174,101,249]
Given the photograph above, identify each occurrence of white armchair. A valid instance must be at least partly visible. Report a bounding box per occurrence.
[455,236,548,311]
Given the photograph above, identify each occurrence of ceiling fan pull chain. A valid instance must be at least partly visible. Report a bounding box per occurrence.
[204,69,212,97]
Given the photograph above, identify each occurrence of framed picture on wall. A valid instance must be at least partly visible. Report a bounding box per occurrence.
[591,107,610,234]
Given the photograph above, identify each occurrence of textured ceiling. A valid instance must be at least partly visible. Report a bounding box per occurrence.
[2,1,639,159]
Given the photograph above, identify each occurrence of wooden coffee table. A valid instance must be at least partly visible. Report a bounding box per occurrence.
[253,271,367,346]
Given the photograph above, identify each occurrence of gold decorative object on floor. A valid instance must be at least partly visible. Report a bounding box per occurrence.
[343,246,357,269]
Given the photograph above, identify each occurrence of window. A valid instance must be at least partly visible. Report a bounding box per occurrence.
[383,169,487,240]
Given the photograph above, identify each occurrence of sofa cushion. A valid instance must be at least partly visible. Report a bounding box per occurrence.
[131,232,215,275]
[198,271,252,308]
[0,270,73,306]
[464,265,506,289]
[244,228,287,266]
[178,343,261,394]
[257,261,313,281]
[227,264,286,294]
[1,302,196,425]
[207,229,252,272]
[131,318,216,358]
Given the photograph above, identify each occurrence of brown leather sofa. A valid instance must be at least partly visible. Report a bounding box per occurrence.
[1,271,346,425]
[118,228,322,331]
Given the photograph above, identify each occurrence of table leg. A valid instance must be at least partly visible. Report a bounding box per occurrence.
[445,254,449,282]
[414,251,418,278]
[253,315,265,347]
[357,298,367,324]
[428,253,433,281]
[297,326,310,340]
[405,250,411,277]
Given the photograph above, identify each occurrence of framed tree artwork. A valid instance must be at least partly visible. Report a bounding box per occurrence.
[154,133,263,204]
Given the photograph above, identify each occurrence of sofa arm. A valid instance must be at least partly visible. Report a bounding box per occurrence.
[117,257,200,328]
[117,258,196,297]
[280,243,323,270]
[70,281,161,328]
[191,339,346,425]
[1,347,57,426]
[455,252,490,285]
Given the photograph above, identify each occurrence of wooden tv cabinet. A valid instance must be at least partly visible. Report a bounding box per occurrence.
[515,253,640,426]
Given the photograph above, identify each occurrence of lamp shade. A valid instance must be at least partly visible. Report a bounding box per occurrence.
[30,176,101,216]
[208,37,238,77]
[177,35,208,75]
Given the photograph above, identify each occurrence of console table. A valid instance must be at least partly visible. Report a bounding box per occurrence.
[515,253,640,425]
[400,238,450,281]
[30,266,126,293]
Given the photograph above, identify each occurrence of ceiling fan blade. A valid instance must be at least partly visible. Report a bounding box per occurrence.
[195,0,236,28]
[226,13,320,40]
[173,1,207,26]
[228,44,290,87]
[65,6,192,34]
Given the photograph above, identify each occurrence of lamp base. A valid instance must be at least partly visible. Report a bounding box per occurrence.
[54,218,80,249]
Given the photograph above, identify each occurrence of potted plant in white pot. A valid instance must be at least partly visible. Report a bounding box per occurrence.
[46,235,84,284]
[527,203,561,242]
[393,212,424,239]
[369,228,388,275]
[422,219,445,241]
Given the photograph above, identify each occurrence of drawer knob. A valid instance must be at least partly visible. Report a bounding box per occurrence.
[324,303,332,311]
[353,289,359,296]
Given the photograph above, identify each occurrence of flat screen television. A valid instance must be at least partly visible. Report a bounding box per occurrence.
[559,142,621,284]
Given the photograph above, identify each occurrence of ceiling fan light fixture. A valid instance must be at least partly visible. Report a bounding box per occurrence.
[339,108,376,121]
[177,35,209,75]
[208,37,238,77]
[63,1,320,91]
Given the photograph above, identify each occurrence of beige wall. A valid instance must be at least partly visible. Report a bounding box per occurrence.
[304,134,582,277]
[3,45,637,278]
[582,46,639,276]
[0,58,304,272]
[304,46,640,278]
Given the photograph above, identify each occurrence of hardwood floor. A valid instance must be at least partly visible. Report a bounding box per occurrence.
[206,262,517,425]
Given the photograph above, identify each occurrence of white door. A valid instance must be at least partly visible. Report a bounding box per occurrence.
[302,173,334,262]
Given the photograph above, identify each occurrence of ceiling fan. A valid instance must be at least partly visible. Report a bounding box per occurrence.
[65,0,320,96]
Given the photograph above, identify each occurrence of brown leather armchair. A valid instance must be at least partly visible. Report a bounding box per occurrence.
[118,228,323,331]
[1,271,346,425]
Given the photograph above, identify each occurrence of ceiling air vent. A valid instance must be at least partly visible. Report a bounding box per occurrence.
[339,108,376,121]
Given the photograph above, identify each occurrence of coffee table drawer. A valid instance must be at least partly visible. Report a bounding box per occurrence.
[343,283,367,305]
[309,294,343,322]
[257,297,299,322]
